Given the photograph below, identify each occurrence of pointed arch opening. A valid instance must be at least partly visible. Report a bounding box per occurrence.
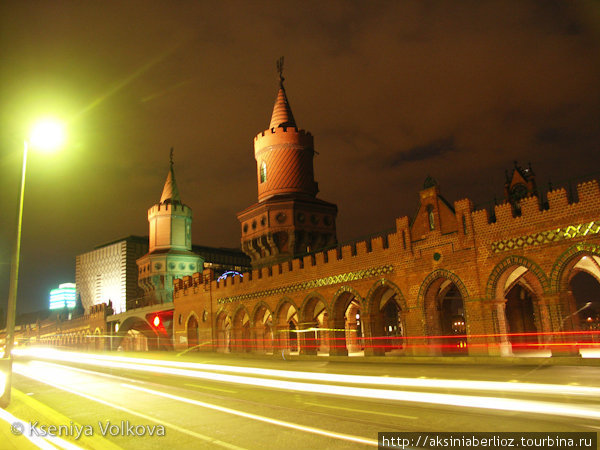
[331,288,364,356]
[366,281,406,356]
[551,248,600,355]
[300,294,329,355]
[274,300,299,354]
[489,261,549,356]
[421,276,468,356]
[187,314,199,351]
[232,307,252,352]
[215,311,232,353]
[114,316,157,351]
[252,303,273,354]
[94,328,102,351]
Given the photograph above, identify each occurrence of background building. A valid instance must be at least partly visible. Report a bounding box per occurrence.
[49,283,76,310]
[75,236,148,314]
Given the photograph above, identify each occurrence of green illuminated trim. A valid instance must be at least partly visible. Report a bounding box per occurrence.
[217,265,394,304]
[491,220,600,253]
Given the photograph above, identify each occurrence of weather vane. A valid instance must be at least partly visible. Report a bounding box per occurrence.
[277,56,284,85]
[170,147,174,166]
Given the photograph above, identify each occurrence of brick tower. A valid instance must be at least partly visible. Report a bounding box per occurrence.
[237,59,337,266]
[137,150,204,304]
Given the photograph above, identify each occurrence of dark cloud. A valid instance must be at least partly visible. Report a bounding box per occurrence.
[535,127,576,146]
[387,138,456,167]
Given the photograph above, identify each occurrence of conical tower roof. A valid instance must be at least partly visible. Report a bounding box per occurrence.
[269,84,296,129]
[160,149,180,203]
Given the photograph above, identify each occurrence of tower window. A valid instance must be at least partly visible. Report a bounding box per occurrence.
[427,205,435,230]
[260,162,267,183]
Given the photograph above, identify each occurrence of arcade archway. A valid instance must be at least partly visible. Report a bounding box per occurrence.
[252,303,273,354]
[300,294,329,355]
[274,300,299,353]
[421,276,468,355]
[187,314,199,351]
[367,282,406,355]
[215,311,232,353]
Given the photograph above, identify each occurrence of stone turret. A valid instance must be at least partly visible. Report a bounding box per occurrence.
[237,59,338,266]
[136,150,204,304]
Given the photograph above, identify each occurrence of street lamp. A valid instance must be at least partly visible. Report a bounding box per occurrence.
[0,119,65,408]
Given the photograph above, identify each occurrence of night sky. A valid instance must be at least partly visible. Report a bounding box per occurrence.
[1,1,599,315]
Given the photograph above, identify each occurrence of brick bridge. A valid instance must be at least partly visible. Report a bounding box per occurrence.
[173,180,600,357]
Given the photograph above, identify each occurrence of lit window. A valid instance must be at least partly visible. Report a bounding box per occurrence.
[260,162,267,183]
[427,205,435,230]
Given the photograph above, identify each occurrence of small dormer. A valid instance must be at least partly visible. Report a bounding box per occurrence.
[411,176,458,239]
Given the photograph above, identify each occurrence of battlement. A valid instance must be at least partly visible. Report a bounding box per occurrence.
[254,126,313,149]
[174,230,396,297]
[471,179,600,237]
[255,126,311,140]
[88,303,110,315]
[148,202,192,217]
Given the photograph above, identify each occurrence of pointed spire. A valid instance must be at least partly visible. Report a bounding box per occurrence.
[269,56,296,129]
[160,147,180,203]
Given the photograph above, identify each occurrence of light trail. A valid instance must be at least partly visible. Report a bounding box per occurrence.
[14,348,600,397]
[14,357,600,421]
[13,362,245,450]
[14,361,376,448]
[124,384,378,447]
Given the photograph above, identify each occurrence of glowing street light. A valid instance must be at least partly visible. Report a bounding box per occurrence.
[0,118,66,408]
[29,119,66,151]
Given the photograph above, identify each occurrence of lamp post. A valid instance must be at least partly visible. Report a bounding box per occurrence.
[1,119,65,408]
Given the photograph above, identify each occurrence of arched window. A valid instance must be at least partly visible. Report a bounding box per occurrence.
[260,162,267,183]
[427,205,435,230]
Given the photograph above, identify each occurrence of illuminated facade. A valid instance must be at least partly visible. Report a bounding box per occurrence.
[49,283,76,310]
[75,236,148,314]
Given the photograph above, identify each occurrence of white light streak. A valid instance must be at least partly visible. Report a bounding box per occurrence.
[13,362,244,450]
[124,383,378,447]
[14,355,600,421]
[14,347,600,397]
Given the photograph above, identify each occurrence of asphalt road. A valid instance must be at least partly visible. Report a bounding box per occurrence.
[7,350,600,449]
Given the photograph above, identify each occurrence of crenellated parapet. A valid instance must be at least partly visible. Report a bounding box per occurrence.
[254,126,313,148]
[471,180,600,252]
[175,228,398,300]
[148,202,192,218]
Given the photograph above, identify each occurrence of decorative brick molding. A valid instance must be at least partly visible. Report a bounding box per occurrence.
[491,220,600,253]
[216,265,393,304]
